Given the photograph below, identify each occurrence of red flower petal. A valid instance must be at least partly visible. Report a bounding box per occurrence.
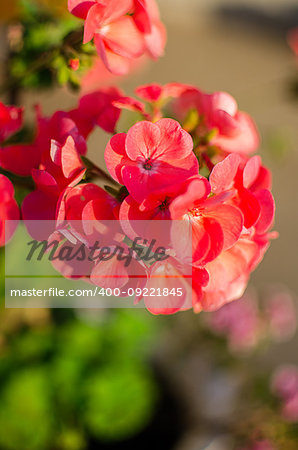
[254,189,275,234]
[210,153,241,194]
[104,133,128,184]
[102,16,145,59]
[204,204,243,251]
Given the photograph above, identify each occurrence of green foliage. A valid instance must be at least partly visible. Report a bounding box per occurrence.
[0,310,160,449]
[82,364,157,441]
[5,0,95,93]
[182,108,200,133]
[0,368,54,450]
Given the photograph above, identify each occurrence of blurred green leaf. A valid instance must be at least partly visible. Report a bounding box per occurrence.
[82,364,158,441]
[0,368,54,450]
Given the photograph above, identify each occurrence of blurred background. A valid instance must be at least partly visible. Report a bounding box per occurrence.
[0,0,298,448]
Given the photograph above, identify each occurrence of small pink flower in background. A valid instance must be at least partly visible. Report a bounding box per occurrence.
[271,366,298,401]
[0,102,23,143]
[288,28,298,56]
[105,118,198,202]
[271,365,298,422]
[205,291,262,352]
[0,175,20,246]
[68,0,166,75]
[282,392,298,422]
[173,87,260,155]
[204,284,296,347]
[265,289,297,342]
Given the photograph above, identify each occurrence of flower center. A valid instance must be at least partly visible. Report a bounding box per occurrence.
[143,158,153,170]
[190,207,201,218]
[159,198,169,211]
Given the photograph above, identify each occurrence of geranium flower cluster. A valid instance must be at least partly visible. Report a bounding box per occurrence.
[0,81,276,314]
[68,0,166,74]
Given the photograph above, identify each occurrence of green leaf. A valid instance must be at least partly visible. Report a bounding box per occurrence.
[82,364,158,441]
[0,367,55,450]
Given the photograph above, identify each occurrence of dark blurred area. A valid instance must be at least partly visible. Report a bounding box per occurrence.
[217,5,298,35]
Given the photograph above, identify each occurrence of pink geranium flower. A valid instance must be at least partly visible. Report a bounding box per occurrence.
[58,183,118,222]
[69,0,144,75]
[135,82,190,103]
[22,137,86,229]
[133,0,166,59]
[119,183,191,257]
[0,175,20,246]
[173,87,260,154]
[169,176,243,266]
[1,89,124,177]
[143,257,204,315]
[69,87,123,136]
[105,118,199,202]
[120,178,189,223]
[47,183,120,280]
[68,0,166,75]
[210,153,274,230]
[0,102,23,143]
[114,82,191,121]
[120,174,243,266]
[90,243,148,290]
[57,182,119,240]
[0,108,87,177]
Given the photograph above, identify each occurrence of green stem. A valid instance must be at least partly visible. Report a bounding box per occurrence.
[81,156,119,186]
